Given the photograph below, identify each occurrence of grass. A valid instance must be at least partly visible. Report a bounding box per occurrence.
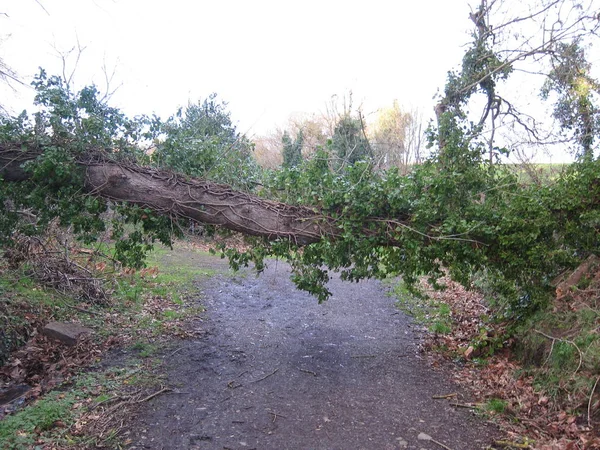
[388,279,453,335]
[0,239,224,448]
[131,340,159,358]
[485,397,508,414]
[513,300,600,408]
[0,367,132,449]
[0,272,71,365]
[0,391,77,448]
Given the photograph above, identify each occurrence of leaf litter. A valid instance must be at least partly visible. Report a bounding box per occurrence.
[418,268,600,449]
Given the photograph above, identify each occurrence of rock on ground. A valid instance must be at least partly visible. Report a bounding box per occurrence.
[42,321,93,346]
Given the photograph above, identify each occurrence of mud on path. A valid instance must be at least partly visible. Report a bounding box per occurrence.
[128,258,499,449]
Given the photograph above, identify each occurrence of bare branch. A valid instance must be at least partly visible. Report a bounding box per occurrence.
[53,36,87,90]
[99,57,122,103]
[33,0,51,16]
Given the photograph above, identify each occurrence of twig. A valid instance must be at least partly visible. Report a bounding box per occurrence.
[588,376,600,427]
[493,440,531,449]
[252,368,279,383]
[164,347,185,358]
[299,368,317,377]
[351,354,376,358]
[542,337,555,367]
[92,396,133,412]
[268,410,286,423]
[65,303,101,316]
[137,387,172,403]
[430,438,452,450]
[419,433,453,450]
[432,393,458,399]
[534,329,583,374]
[449,402,481,409]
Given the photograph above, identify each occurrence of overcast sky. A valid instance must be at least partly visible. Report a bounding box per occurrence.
[1,0,473,135]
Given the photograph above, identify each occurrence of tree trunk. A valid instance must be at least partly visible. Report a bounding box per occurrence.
[83,162,338,245]
[0,146,338,245]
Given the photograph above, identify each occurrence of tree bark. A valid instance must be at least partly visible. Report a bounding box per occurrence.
[83,162,338,245]
[0,146,338,245]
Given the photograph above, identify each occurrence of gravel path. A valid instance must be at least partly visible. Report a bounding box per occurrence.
[128,259,499,449]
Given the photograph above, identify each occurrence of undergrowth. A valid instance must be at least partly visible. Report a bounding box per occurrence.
[514,294,600,411]
[389,279,453,335]
[0,239,222,448]
[0,390,78,449]
[389,261,600,448]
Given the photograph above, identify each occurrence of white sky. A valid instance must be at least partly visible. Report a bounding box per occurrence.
[1,0,473,136]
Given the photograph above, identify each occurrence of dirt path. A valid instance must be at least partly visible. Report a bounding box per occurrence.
[127,259,499,449]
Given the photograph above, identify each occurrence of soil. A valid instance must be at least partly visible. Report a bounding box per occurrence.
[126,257,500,450]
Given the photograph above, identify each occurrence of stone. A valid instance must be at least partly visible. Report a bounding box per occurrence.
[395,437,408,448]
[464,345,475,359]
[417,432,432,441]
[42,321,93,346]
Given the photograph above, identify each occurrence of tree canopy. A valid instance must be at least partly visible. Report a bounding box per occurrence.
[281,130,303,168]
[153,94,260,190]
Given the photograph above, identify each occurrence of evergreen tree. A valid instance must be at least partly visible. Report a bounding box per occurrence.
[330,115,372,167]
[154,94,259,190]
[281,129,303,168]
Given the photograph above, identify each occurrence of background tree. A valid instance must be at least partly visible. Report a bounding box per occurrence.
[153,94,260,190]
[287,114,329,157]
[253,113,335,169]
[0,27,24,116]
[330,113,372,168]
[541,39,600,160]
[253,132,283,168]
[438,0,600,162]
[369,101,424,173]
[281,129,303,168]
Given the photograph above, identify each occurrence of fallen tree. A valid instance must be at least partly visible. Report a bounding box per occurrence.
[0,145,337,245]
[1,0,599,308]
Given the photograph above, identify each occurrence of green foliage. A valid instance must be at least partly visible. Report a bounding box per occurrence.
[30,69,146,155]
[250,140,599,314]
[541,40,600,159]
[330,114,372,167]
[248,13,600,315]
[485,397,508,414]
[109,204,180,269]
[1,11,599,327]
[0,142,108,247]
[0,391,76,448]
[0,70,182,268]
[152,94,260,190]
[281,129,303,168]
